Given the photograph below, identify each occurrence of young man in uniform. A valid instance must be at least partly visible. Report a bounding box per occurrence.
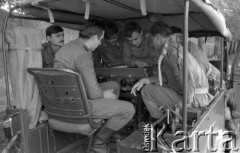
[41,25,64,68]
[131,21,213,119]
[39,25,65,123]
[54,20,135,153]
[122,22,158,68]
[93,20,124,67]
[187,40,239,136]
[173,32,238,135]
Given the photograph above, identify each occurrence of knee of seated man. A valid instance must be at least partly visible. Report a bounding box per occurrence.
[141,84,153,96]
[109,81,120,92]
[122,102,135,118]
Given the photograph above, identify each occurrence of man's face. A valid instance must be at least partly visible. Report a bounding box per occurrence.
[107,33,119,45]
[126,31,143,47]
[91,31,104,51]
[152,34,162,50]
[176,33,183,44]
[47,31,64,47]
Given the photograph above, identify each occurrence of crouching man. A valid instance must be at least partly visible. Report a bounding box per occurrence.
[54,20,135,153]
[131,21,213,121]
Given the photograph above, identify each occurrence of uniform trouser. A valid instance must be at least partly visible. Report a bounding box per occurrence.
[142,84,232,121]
[141,84,182,119]
[89,81,135,131]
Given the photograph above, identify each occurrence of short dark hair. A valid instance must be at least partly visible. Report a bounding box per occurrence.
[79,20,104,39]
[45,25,63,37]
[124,21,141,37]
[150,21,172,38]
[104,20,118,40]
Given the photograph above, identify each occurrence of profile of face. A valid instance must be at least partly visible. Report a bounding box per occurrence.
[175,33,183,44]
[127,31,143,47]
[152,34,163,50]
[90,31,105,51]
[107,33,119,45]
[47,31,64,47]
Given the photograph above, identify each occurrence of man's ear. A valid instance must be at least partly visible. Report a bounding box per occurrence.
[46,36,51,42]
[157,34,161,41]
[90,35,98,41]
[102,31,105,39]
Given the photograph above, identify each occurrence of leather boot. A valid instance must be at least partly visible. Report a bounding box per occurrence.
[90,126,117,153]
[225,119,240,137]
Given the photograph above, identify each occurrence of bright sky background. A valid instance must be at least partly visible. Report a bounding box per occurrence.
[1,1,25,14]
[1,3,9,11]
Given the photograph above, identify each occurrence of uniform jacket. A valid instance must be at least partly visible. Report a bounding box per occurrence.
[54,38,103,100]
[188,41,220,82]
[161,41,213,107]
[94,33,124,66]
[41,42,55,68]
[122,35,158,67]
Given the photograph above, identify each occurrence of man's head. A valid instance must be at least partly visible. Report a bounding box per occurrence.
[79,20,105,51]
[45,25,64,48]
[104,20,119,45]
[124,22,143,47]
[150,21,172,50]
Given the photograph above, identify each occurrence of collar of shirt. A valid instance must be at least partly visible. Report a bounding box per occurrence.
[79,38,92,55]
[42,42,55,56]
[162,39,170,55]
[158,38,170,56]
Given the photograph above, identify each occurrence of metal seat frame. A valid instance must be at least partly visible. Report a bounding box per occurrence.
[27,68,104,153]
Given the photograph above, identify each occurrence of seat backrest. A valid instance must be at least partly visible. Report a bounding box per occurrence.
[27,68,92,124]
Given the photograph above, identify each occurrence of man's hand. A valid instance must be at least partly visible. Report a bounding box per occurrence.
[131,78,150,96]
[135,60,148,68]
[103,89,117,100]
[38,110,48,124]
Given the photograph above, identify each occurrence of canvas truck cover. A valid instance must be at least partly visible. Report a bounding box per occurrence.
[18,0,232,39]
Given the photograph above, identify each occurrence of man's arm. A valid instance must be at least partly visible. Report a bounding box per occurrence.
[208,63,221,82]
[138,47,158,66]
[75,53,104,100]
[147,49,159,65]
[167,48,184,90]
[41,44,54,68]
[92,48,102,68]
[98,44,117,65]
[136,57,157,66]
[167,50,196,105]
[122,41,137,66]
[148,75,159,84]
[137,38,158,65]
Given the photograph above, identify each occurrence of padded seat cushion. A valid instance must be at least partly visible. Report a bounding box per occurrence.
[49,118,94,135]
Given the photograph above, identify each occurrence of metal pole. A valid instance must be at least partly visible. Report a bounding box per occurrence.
[183,0,189,132]
[220,38,224,88]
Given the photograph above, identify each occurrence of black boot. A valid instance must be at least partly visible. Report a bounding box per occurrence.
[90,126,117,153]
[225,119,240,137]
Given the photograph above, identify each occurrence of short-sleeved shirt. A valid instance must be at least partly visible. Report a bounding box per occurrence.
[54,38,103,100]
